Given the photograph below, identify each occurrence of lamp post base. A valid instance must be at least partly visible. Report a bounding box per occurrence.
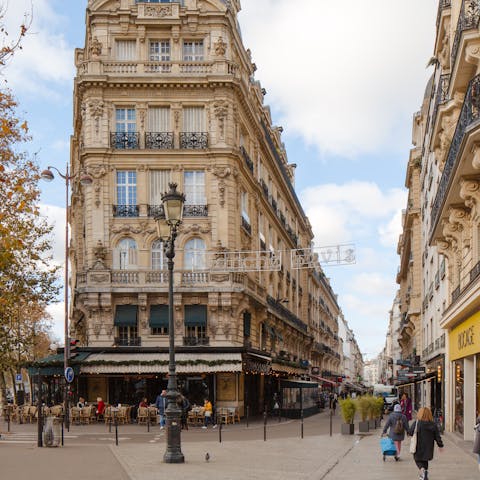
[163,407,184,464]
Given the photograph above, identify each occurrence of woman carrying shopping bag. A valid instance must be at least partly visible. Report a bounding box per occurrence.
[381,403,410,461]
[408,407,444,480]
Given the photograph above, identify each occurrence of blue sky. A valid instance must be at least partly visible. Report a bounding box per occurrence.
[4,0,438,358]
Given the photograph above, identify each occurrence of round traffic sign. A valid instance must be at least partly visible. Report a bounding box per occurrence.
[65,367,74,383]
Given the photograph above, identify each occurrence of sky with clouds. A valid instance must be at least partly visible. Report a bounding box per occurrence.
[3,0,438,359]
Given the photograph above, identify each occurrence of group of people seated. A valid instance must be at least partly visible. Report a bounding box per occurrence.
[76,396,106,420]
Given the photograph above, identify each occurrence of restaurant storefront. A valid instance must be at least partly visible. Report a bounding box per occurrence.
[448,310,480,440]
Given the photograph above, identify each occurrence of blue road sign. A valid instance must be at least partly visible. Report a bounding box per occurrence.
[65,367,74,383]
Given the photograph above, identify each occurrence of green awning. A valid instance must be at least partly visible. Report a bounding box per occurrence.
[114,305,138,326]
[184,305,207,326]
[150,305,169,327]
[27,352,90,377]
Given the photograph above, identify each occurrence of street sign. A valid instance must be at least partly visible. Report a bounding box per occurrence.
[411,367,426,374]
[15,373,22,383]
[65,367,74,383]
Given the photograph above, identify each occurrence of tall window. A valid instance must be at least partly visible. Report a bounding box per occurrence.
[184,238,206,270]
[241,191,250,223]
[116,108,136,133]
[184,305,207,340]
[116,40,136,61]
[117,171,137,206]
[149,41,170,61]
[113,238,138,270]
[149,170,171,206]
[147,107,170,132]
[182,107,205,132]
[183,41,204,61]
[151,239,166,270]
[184,171,205,205]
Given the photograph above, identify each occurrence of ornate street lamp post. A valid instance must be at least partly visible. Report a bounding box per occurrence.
[41,165,92,430]
[155,182,186,464]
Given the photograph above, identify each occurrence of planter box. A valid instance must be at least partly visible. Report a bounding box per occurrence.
[375,418,382,428]
[341,423,354,435]
[358,420,369,433]
[368,419,376,429]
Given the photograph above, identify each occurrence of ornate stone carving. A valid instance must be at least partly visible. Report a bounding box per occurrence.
[105,324,114,338]
[460,179,480,214]
[111,224,143,235]
[89,36,102,57]
[93,323,102,338]
[438,26,450,70]
[180,223,211,235]
[212,166,232,207]
[88,100,104,137]
[214,36,227,56]
[214,100,228,141]
[92,240,107,269]
[90,273,110,283]
[145,5,172,17]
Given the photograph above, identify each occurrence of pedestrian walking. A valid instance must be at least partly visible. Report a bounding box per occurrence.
[202,398,215,429]
[401,392,413,421]
[474,414,480,472]
[155,389,167,429]
[408,407,444,480]
[329,393,337,414]
[381,403,410,461]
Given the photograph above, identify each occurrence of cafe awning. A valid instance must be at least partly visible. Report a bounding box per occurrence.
[149,305,168,328]
[81,352,242,374]
[309,374,337,385]
[114,305,138,326]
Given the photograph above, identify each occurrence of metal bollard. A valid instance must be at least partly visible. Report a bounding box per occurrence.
[7,411,10,433]
[61,418,64,446]
[329,408,333,437]
[246,405,249,428]
[219,421,222,443]
[147,414,150,433]
[301,409,304,439]
[115,414,118,446]
[263,410,267,441]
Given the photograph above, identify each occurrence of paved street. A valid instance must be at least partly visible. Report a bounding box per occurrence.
[0,410,478,479]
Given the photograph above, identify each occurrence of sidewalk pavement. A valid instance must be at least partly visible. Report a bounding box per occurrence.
[111,428,479,480]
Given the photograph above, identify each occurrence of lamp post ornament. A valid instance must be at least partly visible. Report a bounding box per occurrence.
[157,183,186,464]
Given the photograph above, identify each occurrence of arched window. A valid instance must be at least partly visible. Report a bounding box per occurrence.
[184,238,206,270]
[151,239,166,270]
[113,238,138,270]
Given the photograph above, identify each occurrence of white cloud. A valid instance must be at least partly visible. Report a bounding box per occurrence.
[379,208,404,248]
[2,0,74,95]
[301,180,407,246]
[39,203,66,265]
[239,0,437,157]
[46,301,65,346]
[349,272,395,299]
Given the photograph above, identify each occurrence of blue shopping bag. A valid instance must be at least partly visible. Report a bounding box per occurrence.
[380,437,396,456]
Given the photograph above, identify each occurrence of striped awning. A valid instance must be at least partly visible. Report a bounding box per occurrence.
[81,352,242,374]
[271,362,306,375]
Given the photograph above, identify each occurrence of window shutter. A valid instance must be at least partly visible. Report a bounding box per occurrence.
[147,107,170,132]
[128,247,138,268]
[150,170,171,205]
[183,107,205,132]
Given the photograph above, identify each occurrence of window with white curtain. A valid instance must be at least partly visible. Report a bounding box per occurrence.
[151,239,166,270]
[149,41,170,61]
[149,170,171,205]
[116,40,136,61]
[184,171,206,205]
[116,108,136,132]
[258,212,265,243]
[147,107,170,132]
[182,107,205,132]
[184,238,206,270]
[183,41,204,61]
[241,191,250,224]
[113,238,138,270]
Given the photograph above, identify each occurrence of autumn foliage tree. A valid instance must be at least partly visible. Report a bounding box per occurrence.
[0,6,59,401]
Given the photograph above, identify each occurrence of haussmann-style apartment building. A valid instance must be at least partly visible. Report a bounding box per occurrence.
[35,0,347,418]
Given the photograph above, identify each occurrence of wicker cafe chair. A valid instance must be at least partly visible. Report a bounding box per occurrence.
[71,407,81,425]
[137,407,148,425]
[148,406,158,424]
[104,406,113,424]
[216,407,230,425]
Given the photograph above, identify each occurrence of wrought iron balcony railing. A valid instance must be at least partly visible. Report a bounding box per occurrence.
[179,132,208,149]
[183,336,209,346]
[241,216,252,235]
[430,74,480,236]
[110,132,140,149]
[240,145,254,173]
[451,0,480,67]
[266,295,308,333]
[432,74,450,129]
[145,132,174,149]
[148,204,165,218]
[114,337,141,346]
[183,204,208,217]
[113,204,140,217]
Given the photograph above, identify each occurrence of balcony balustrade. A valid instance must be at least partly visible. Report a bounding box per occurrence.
[114,337,141,346]
[183,336,209,346]
[266,295,308,333]
[110,132,140,149]
[432,74,450,129]
[241,216,252,235]
[431,74,480,236]
[179,132,208,149]
[240,145,254,173]
[145,132,174,149]
[183,204,208,217]
[451,0,480,67]
[113,205,139,217]
[148,204,165,218]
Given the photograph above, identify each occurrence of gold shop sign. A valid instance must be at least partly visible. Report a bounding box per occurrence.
[449,310,480,361]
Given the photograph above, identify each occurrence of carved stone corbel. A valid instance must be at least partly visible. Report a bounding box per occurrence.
[465,39,480,66]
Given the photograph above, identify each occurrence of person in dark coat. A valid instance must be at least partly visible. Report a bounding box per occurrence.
[474,414,480,472]
[401,392,413,421]
[408,407,443,480]
[381,403,410,460]
[155,389,167,429]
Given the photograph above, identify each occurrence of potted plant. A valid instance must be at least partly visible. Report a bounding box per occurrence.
[339,397,356,434]
[374,397,384,428]
[356,396,370,433]
[367,396,377,429]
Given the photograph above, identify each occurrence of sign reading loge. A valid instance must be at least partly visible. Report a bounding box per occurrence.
[64,367,74,384]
